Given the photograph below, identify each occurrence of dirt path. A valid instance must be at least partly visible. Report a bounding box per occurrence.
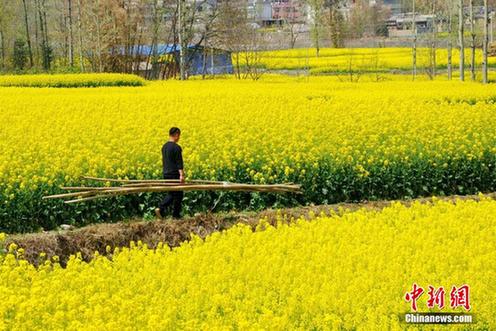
[5,193,495,266]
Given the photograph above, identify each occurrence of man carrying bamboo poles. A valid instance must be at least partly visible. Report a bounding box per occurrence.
[155,127,184,219]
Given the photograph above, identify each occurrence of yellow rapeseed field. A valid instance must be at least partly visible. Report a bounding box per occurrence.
[258,48,496,74]
[0,73,145,87]
[0,198,494,330]
[1,75,496,231]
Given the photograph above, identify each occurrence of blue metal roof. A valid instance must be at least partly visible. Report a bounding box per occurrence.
[118,44,203,57]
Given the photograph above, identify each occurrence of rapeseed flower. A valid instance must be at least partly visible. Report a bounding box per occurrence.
[0,198,494,330]
[1,76,496,231]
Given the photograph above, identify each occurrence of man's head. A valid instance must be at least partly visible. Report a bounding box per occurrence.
[169,127,181,142]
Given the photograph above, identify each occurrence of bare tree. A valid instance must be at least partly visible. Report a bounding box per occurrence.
[177,0,196,80]
[483,0,489,83]
[76,0,84,71]
[284,0,302,49]
[21,0,34,67]
[307,0,324,56]
[469,0,476,80]
[0,0,12,70]
[35,0,52,71]
[459,0,465,81]
[447,1,453,80]
[327,0,344,48]
[412,0,417,80]
[196,2,221,79]
[67,0,74,67]
[90,0,103,72]
[144,0,164,79]
[426,1,438,80]
[213,0,249,79]
[241,28,265,80]
[176,0,202,80]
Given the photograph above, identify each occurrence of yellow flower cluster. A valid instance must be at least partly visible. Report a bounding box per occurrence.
[1,75,496,232]
[0,198,494,330]
[259,47,496,74]
[0,73,145,87]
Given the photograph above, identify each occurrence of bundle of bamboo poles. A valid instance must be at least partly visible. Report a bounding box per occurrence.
[43,176,302,204]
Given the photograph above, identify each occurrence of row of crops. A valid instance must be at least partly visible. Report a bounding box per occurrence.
[1,198,494,329]
[1,75,496,232]
[0,73,145,87]
[258,47,496,74]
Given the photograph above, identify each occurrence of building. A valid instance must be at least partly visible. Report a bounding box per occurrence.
[272,0,305,22]
[382,0,402,15]
[248,0,273,25]
[386,13,436,36]
[125,44,233,79]
[248,0,307,26]
[340,0,402,20]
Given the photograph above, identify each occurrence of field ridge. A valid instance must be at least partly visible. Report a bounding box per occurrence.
[6,192,496,266]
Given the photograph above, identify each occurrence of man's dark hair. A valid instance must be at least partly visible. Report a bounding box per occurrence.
[169,127,181,136]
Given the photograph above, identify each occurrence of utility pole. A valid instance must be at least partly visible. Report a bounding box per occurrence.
[483,0,489,84]
[459,0,465,81]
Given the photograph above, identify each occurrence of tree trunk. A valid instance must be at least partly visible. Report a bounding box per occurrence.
[133,26,144,75]
[148,0,161,80]
[329,6,335,48]
[430,2,437,79]
[235,52,241,79]
[202,43,207,79]
[469,0,476,81]
[315,21,320,57]
[43,2,49,46]
[459,0,465,81]
[0,29,4,70]
[22,0,34,67]
[36,0,51,71]
[68,0,74,67]
[94,0,103,72]
[178,0,187,80]
[77,0,84,72]
[448,5,453,80]
[412,0,417,80]
[483,0,489,83]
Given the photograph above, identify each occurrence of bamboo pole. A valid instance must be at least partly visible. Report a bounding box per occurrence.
[76,184,300,194]
[64,194,112,204]
[44,181,302,202]
[43,190,97,199]
[81,176,225,185]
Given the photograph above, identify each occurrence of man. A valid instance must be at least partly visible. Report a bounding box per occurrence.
[155,127,184,219]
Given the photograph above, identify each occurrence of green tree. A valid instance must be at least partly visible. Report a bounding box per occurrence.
[13,38,28,70]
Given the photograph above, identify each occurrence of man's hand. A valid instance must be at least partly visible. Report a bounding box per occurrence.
[179,170,185,183]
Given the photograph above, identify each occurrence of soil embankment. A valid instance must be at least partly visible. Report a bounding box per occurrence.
[6,193,495,266]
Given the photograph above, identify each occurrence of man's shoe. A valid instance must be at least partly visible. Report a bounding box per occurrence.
[155,208,163,219]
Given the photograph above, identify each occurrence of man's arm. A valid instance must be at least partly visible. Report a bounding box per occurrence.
[177,146,185,183]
